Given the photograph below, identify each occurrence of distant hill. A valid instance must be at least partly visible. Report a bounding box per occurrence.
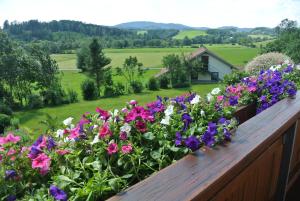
[115,21,193,30]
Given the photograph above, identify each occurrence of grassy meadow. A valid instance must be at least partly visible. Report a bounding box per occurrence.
[173,30,207,39]
[17,44,261,131]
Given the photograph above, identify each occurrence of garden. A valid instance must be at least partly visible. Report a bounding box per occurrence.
[0,60,299,200]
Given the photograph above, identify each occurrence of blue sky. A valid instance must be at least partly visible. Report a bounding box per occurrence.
[0,0,299,28]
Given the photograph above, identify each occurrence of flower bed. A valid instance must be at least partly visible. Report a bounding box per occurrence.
[0,64,298,201]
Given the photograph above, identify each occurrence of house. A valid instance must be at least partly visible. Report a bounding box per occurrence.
[156,46,236,82]
[187,46,235,82]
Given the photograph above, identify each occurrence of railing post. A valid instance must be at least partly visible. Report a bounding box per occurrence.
[276,122,297,201]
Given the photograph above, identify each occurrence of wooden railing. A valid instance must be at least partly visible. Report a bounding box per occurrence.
[108,93,300,201]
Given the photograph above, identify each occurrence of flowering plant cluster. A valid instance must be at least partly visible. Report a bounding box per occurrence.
[0,64,298,201]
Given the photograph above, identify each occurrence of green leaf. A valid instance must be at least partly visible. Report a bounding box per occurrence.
[143,132,155,140]
[121,174,133,179]
[150,150,161,159]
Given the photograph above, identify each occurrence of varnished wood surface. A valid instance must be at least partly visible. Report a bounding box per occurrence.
[108,94,300,201]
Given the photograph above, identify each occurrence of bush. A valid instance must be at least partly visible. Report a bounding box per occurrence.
[114,82,126,96]
[66,89,79,103]
[245,52,293,72]
[81,79,99,100]
[0,103,13,116]
[27,94,44,109]
[148,77,159,91]
[223,71,250,85]
[159,75,170,89]
[172,82,191,88]
[41,85,67,106]
[0,114,11,134]
[10,117,20,129]
[130,81,144,93]
[104,83,126,97]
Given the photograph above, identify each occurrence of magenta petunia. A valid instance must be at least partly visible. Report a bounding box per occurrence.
[107,142,118,155]
[121,144,133,154]
[99,123,112,139]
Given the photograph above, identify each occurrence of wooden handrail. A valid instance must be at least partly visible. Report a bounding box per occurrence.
[108,93,300,201]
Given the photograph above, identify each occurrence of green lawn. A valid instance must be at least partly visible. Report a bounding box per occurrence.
[16,83,220,133]
[173,30,207,39]
[60,69,161,100]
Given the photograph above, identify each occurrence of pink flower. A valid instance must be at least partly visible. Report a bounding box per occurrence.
[247,86,257,92]
[38,136,48,149]
[119,132,128,141]
[135,121,147,133]
[56,149,70,155]
[0,133,20,145]
[99,123,112,139]
[7,148,16,156]
[96,107,111,121]
[217,95,224,102]
[107,142,118,155]
[129,100,137,105]
[32,153,51,175]
[121,144,133,154]
[69,126,80,139]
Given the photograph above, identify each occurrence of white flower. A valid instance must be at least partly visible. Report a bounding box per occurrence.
[113,109,119,116]
[296,65,300,70]
[164,105,174,116]
[56,129,64,138]
[63,117,73,126]
[207,93,213,102]
[91,135,100,145]
[120,123,131,134]
[270,65,281,71]
[93,125,98,129]
[190,95,201,104]
[160,116,170,125]
[200,110,205,117]
[211,88,221,95]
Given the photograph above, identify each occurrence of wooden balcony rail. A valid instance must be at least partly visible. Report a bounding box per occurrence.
[108,92,300,201]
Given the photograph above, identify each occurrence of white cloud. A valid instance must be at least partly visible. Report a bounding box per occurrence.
[0,0,299,27]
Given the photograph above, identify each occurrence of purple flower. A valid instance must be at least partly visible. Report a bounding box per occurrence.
[5,170,17,180]
[201,131,215,147]
[33,135,43,146]
[229,96,238,106]
[283,65,293,73]
[6,195,16,201]
[28,146,42,159]
[119,132,128,141]
[49,185,68,201]
[182,113,192,131]
[175,132,182,146]
[47,137,56,150]
[207,122,217,135]
[184,135,200,151]
[223,128,231,141]
[287,88,297,97]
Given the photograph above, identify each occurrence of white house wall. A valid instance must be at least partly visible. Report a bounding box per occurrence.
[202,53,233,79]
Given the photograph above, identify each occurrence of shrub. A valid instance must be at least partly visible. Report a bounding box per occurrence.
[172,82,191,88]
[245,52,293,72]
[223,71,250,85]
[0,114,11,134]
[148,77,159,91]
[81,79,99,100]
[0,103,13,116]
[104,83,126,97]
[27,94,44,109]
[114,82,126,96]
[66,89,79,103]
[41,85,67,106]
[130,81,144,93]
[10,117,20,129]
[159,75,169,89]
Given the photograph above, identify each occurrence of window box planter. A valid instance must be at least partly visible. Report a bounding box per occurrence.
[108,94,300,201]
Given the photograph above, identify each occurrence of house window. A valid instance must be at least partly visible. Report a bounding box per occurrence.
[201,56,209,71]
[211,72,219,81]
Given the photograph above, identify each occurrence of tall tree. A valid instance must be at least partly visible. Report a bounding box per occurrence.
[88,38,111,90]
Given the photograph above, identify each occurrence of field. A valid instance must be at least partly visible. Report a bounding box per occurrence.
[16,83,220,133]
[173,30,207,39]
[17,45,260,131]
[52,45,259,70]
[248,34,274,39]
